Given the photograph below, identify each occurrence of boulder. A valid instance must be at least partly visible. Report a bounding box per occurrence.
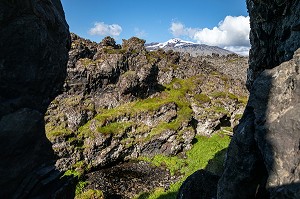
[246,0,300,89]
[0,0,74,197]
[217,1,300,198]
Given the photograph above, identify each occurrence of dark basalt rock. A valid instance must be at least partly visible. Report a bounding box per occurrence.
[0,0,74,198]
[217,0,300,197]
[177,170,219,199]
[246,0,300,89]
[68,33,97,69]
[218,49,300,199]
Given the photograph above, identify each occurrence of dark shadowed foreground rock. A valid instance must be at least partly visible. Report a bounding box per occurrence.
[218,49,300,198]
[177,170,219,199]
[215,1,300,198]
[246,0,300,89]
[0,0,74,198]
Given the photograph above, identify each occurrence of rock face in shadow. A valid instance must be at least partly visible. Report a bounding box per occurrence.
[217,0,300,198]
[177,170,219,199]
[218,49,300,199]
[0,0,74,198]
[246,0,300,89]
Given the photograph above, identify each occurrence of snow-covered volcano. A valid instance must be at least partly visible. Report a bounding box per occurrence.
[145,38,235,57]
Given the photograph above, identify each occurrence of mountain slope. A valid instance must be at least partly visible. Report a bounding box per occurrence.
[145,38,235,57]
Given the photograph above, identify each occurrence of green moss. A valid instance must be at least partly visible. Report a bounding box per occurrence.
[134,124,151,135]
[209,92,238,101]
[234,113,243,120]
[77,76,210,142]
[206,106,228,115]
[75,181,89,196]
[97,122,132,135]
[136,134,231,198]
[64,169,93,197]
[210,92,227,99]
[139,155,186,176]
[64,169,82,178]
[120,137,136,148]
[228,93,238,100]
[103,47,126,54]
[62,95,83,107]
[146,52,159,64]
[194,94,211,103]
[46,125,72,141]
[75,189,104,199]
[83,98,95,112]
[77,122,94,139]
[238,96,248,105]
[219,127,233,136]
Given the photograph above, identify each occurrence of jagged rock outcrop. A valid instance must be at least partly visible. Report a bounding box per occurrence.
[45,34,249,187]
[0,0,74,198]
[217,0,300,198]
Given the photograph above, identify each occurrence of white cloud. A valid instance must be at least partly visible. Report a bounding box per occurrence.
[169,16,250,55]
[170,22,197,38]
[224,46,250,56]
[134,28,147,38]
[89,22,122,37]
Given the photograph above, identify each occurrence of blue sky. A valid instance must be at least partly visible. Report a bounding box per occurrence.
[61,0,250,55]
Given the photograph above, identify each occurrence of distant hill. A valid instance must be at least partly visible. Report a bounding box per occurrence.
[145,38,235,56]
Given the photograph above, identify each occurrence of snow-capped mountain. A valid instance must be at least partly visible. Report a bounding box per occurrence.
[145,38,235,57]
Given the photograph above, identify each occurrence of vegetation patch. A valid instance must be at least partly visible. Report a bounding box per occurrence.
[135,134,230,199]
[103,47,126,54]
[97,122,132,135]
[46,124,72,142]
[75,189,104,199]
[194,93,211,104]
[238,96,248,105]
[77,77,198,139]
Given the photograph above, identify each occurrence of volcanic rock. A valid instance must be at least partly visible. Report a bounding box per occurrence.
[217,0,300,198]
[0,0,74,198]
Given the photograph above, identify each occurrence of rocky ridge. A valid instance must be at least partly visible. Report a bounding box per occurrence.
[45,34,249,197]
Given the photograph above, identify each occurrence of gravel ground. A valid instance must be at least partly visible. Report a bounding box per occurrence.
[85,161,182,199]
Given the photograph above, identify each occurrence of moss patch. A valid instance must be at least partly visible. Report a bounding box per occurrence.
[194,93,211,104]
[135,134,230,199]
[75,189,104,199]
[97,122,132,135]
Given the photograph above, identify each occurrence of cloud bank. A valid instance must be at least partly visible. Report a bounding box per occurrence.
[170,16,250,55]
[134,28,147,38]
[89,22,122,37]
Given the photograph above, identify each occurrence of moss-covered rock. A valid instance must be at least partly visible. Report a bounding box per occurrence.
[45,34,249,198]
